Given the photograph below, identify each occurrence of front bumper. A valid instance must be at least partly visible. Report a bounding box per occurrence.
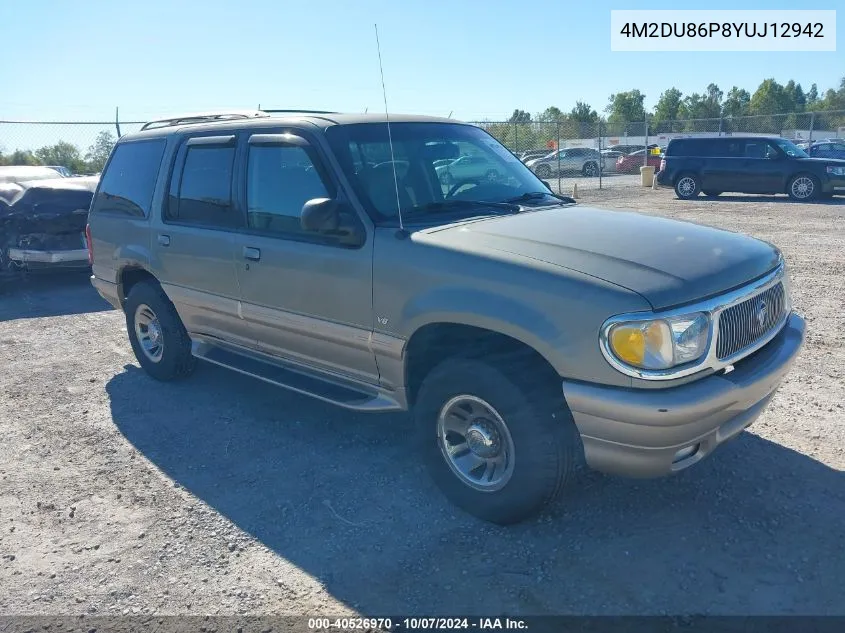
[821,175,845,193]
[562,311,805,478]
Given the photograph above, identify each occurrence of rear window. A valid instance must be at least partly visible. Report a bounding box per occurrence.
[91,139,166,217]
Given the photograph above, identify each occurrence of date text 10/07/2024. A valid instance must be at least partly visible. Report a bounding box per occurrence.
[307,617,529,631]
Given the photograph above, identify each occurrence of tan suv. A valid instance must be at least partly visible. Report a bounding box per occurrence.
[88,110,805,524]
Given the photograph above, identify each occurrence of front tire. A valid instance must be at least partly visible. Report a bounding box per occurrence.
[787,174,820,201]
[535,164,552,179]
[125,280,196,381]
[674,173,700,199]
[414,358,577,525]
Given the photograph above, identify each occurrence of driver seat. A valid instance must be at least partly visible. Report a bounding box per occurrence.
[361,165,415,218]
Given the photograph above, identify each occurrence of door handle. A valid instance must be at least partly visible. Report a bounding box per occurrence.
[243,246,261,261]
[157,234,170,246]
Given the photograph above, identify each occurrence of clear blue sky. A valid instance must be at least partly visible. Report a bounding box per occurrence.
[1,0,842,123]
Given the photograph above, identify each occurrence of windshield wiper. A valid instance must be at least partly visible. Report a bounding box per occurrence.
[503,191,577,205]
[405,199,521,217]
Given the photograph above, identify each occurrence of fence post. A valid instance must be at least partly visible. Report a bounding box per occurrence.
[598,120,603,190]
[808,112,815,144]
[718,115,723,137]
[556,118,562,194]
[513,120,518,154]
[644,116,649,167]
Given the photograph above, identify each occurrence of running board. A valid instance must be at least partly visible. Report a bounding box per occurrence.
[191,339,402,412]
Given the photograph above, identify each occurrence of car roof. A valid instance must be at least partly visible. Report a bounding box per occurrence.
[120,112,463,142]
[0,165,70,184]
[668,136,784,143]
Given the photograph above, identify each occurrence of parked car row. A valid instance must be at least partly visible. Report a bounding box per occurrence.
[515,144,665,178]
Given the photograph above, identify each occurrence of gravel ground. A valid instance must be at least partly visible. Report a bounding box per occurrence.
[1,187,843,618]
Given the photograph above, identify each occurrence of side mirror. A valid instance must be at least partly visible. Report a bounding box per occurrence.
[301,198,365,247]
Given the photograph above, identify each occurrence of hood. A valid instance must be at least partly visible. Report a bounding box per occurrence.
[425,206,781,310]
[796,156,845,166]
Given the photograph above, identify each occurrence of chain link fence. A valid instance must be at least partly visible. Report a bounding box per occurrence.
[0,120,144,175]
[472,109,845,196]
[2,110,844,191]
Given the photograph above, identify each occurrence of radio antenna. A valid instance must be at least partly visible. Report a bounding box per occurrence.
[374,23,404,231]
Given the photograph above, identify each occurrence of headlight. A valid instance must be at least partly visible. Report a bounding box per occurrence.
[604,312,710,371]
[826,165,845,176]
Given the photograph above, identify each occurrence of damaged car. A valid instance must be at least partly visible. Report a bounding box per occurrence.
[0,175,97,279]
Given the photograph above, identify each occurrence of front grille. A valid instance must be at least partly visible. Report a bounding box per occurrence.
[716,282,786,360]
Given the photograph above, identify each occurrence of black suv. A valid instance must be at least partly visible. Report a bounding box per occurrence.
[655,136,845,201]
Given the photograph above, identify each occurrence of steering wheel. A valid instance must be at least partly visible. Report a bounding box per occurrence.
[445,178,482,199]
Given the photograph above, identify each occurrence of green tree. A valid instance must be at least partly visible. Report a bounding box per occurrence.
[722,87,751,118]
[806,83,819,106]
[536,106,564,126]
[85,131,116,172]
[508,109,532,123]
[749,79,792,115]
[34,141,86,172]
[652,88,683,132]
[605,90,646,124]
[784,80,806,111]
[0,149,41,166]
[569,101,598,123]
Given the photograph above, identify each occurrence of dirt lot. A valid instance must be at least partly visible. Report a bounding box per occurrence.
[1,187,843,617]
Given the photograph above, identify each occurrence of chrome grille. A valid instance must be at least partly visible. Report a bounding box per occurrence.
[716,281,786,360]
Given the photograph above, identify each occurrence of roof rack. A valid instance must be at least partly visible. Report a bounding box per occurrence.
[140,110,271,131]
[259,108,338,115]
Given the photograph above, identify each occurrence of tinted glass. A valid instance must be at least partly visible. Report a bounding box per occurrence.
[325,122,552,224]
[770,138,809,158]
[174,145,238,227]
[246,145,333,235]
[91,139,166,216]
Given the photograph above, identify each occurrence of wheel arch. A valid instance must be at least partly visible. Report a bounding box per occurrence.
[118,266,161,310]
[403,320,563,408]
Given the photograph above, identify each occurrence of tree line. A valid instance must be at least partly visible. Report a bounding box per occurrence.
[0,130,116,174]
[482,76,845,150]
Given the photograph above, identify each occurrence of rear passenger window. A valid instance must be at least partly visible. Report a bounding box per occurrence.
[170,144,238,228]
[91,139,166,216]
[246,145,335,236]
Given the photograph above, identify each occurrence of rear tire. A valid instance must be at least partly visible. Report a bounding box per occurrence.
[125,280,196,381]
[582,161,599,177]
[674,173,700,199]
[414,357,577,525]
[787,173,820,201]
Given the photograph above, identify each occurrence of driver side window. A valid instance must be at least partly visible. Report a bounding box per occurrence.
[246,144,335,236]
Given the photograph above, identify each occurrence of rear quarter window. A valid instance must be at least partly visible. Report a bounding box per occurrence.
[91,139,167,217]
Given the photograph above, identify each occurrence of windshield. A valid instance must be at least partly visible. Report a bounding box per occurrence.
[772,138,809,158]
[324,122,559,224]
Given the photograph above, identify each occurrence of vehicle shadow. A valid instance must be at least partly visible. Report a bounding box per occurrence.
[0,269,113,321]
[107,363,845,615]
